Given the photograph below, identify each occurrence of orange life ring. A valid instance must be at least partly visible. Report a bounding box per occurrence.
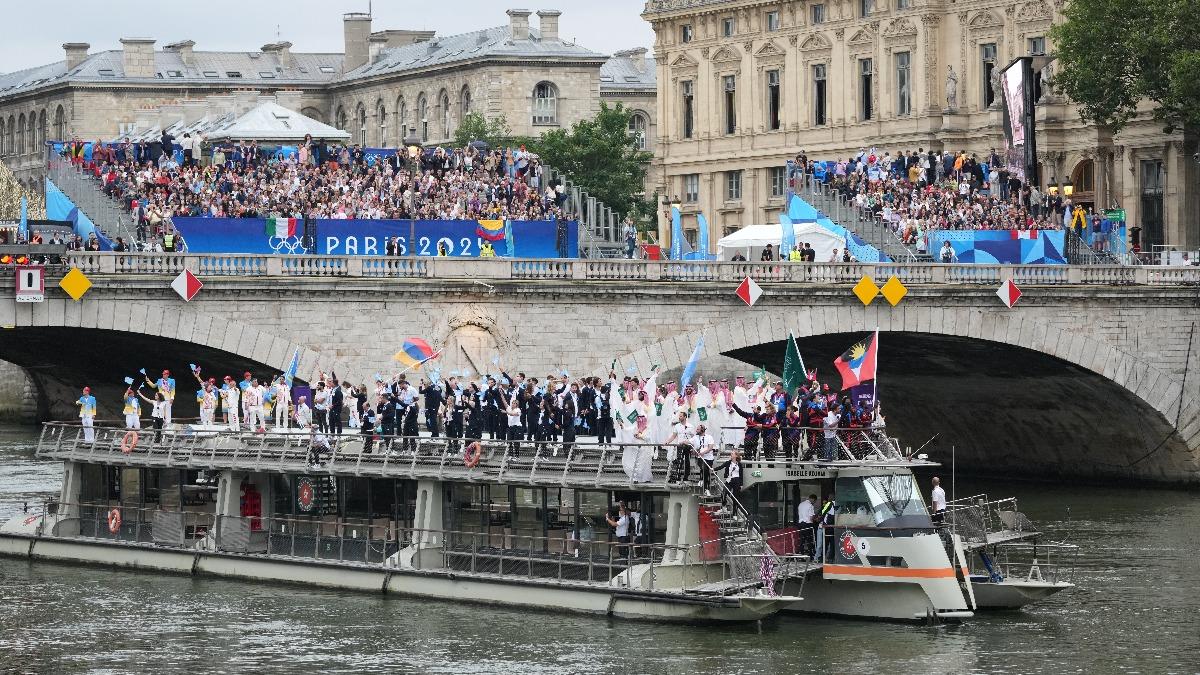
[120,430,138,454]
[107,508,121,534]
[463,441,482,468]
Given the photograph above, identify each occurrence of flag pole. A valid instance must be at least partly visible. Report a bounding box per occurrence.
[871,327,880,409]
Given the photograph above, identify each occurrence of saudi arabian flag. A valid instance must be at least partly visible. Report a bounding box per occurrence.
[782,332,807,395]
[266,217,298,238]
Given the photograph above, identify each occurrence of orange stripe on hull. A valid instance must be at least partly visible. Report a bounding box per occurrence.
[823,564,957,579]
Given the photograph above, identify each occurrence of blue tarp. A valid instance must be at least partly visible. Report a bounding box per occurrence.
[45,178,111,250]
[171,218,579,258]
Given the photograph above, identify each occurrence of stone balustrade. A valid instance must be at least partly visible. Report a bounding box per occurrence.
[52,253,1200,286]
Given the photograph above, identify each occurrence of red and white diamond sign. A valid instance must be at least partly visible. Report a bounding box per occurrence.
[996,278,1022,308]
[736,276,763,307]
[171,269,203,302]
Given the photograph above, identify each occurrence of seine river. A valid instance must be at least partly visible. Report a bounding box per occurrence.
[0,425,1197,674]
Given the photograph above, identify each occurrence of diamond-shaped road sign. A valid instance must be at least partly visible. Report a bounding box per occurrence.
[997,278,1022,308]
[853,275,880,305]
[171,269,203,302]
[879,276,908,306]
[736,276,763,307]
[58,267,92,301]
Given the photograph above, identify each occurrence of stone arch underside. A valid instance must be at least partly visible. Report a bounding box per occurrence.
[610,312,1200,485]
[0,301,348,422]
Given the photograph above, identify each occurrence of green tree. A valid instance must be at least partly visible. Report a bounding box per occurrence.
[453,112,514,149]
[1049,0,1200,132]
[526,102,654,220]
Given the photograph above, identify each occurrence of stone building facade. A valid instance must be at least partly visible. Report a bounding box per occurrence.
[642,0,1199,253]
[0,8,658,208]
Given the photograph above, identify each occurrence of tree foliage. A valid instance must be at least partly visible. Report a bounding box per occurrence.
[453,112,513,149]
[1050,0,1200,132]
[525,102,654,221]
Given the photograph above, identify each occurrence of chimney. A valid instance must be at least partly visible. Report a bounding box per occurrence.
[616,47,647,72]
[369,34,388,64]
[536,9,561,42]
[62,43,90,70]
[261,41,293,69]
[119,38,157,78]
[343,12,372,73]
[165,40,195,68]
[507,9,532,42]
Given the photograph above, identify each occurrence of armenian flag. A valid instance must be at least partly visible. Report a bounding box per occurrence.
[834,331,879,390]
[476,219,505,242]
[394,338,438,368]
[265,217,298,238]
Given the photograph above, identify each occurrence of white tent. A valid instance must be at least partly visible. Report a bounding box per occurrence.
[717,222,845,261]
[203,102,350,143]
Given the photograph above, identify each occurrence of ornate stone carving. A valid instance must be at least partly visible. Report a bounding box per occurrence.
[788,34,799,46]
[968,10,1004,30]
[800,33,833,51]
[990,67,1003,108]
[945,65,959,110]
[755,41,785,58]
[743,41,754,53]
[711,46,740,62]
[701,47,710,58]
[835,28,846,40]
[883,18,918,38]
[1016,0,1052,23]
[847,28,876,46]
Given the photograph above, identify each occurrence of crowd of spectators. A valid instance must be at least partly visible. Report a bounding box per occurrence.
[64,134,570,245]
[793,147,1079,255]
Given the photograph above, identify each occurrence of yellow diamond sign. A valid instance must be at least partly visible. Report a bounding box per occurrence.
[853,275,880,305]
[880,275,908,306]
[59,267,92,301]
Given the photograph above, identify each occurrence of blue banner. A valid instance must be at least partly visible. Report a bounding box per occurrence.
[45,178,111,250]
[171,218,578,258]
[928,229,1066,265]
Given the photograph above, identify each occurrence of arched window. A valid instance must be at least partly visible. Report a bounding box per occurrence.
[335,106,348,132]
[53,105,65,142]
[1071,159,1095,194]
[376,100,388,147]
[356,103,367,146]
[396,95,407,143]
[16,113,25,155]
[37,110,46,148]
[6,116,13,156]
[532,81,558,125]
[301,107,325,124]
[416,93,428,142]
[439,89,451,139]
[460,85,472,120]
[27,113,35,153]
[628,111,648,150]
[0,119,6,155]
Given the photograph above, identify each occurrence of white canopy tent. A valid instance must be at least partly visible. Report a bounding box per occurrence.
[716,222,845,261]
[203,102,350,143]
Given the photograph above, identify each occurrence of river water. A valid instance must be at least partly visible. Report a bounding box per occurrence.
[0,425,1197,674]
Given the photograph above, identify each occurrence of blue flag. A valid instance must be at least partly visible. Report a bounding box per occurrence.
[284,347,301,386]
[779,213,796,259]
[504,219,516,257]
[680,335,705,389]
[18,197,27,240]
[697,212,710,257]
[670,206,684,260]
[123,377,134,385]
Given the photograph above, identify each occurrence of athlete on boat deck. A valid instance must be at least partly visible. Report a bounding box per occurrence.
[144,369,176,427]
[76,386,96,442]
[122,386,141,430]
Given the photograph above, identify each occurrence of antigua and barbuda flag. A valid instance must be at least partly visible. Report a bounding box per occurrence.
[834,331,879,391]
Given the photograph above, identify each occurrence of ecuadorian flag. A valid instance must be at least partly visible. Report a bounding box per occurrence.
[394,338,438,368]
[266,217,298,238]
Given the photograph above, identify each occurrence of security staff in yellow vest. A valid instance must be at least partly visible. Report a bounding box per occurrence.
[162,232,176,252]
[479,241,496,257]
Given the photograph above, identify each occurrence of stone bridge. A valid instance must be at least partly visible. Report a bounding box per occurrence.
[2,253,1199,485]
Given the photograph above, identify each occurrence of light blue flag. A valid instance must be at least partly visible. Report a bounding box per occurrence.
[670,206,684,260]
[283,347,301,386]
[779,213,796,259]
[680,335,705,389]
[18,197,27,240]
[505,219,516,257]
[697,212,710,257]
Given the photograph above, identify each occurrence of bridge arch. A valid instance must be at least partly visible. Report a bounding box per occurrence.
[0,300,346,421]
[611,308,1200,484]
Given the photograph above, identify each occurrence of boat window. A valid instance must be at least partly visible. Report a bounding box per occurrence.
[343,477,370,520]
[512,487,545,548]
[120,468,141,508]
[853,474,933,528]
[80,463,108,503]
[577,490,613,556]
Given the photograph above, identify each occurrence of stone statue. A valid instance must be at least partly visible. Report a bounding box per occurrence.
[1038,63,1056,102]
[990,68,1003,108]
[945,65,958,110]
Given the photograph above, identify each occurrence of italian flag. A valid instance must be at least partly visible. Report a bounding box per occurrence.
[265,218,298,238]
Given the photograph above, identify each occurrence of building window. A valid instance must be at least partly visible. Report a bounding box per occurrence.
[1028,36,1046,55]
[356,105,367,146]
[896,51,911,116]
[766,11,781,31]
[813,64,828,126]
[860,0,873,17]
[376,101,387,146]
[812,4,826,23]
[628,112,648,150]
[681,24,693,43]
[982,43,998,108]
[723,75,737,134]
[770,166,786,198]
[684,173,700,202]
[896,0,909,8]
[767,69,782,130]
[723,18,735,37]
[417,93,428,142]
[397,96,407,141]
[336,107,347,132]
[681,80,695,139]
[460,85,471,120]
[859,58,874,121]
[440,90,451,139]
[1140,160,1165,251]
[533,81,558,125]
[725,170,742,201]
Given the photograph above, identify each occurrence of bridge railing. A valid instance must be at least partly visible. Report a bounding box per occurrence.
[46,253,1200,286]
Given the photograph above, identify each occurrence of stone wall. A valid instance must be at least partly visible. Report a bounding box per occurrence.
[0,359,37,424]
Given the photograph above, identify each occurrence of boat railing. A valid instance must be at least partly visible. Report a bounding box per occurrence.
[717,425,906,462]
[969,541,1079,586]
[28,499,809,597]
[35,422,688,489]
[944,495,1035,544]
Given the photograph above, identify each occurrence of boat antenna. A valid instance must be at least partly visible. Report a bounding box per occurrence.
[913,432,939,457]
